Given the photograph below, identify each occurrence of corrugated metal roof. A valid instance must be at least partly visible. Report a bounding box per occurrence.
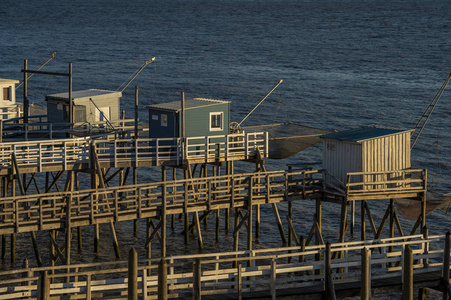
[148,98,230,112]
[0,79,20,85]
[321,126,413,142]
[46,89,122,101]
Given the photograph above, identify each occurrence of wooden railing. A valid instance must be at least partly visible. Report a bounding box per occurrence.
[0,104,22,120]
[0,234,448,299]
[0,170,323,235]
[0,132,268,172]
[1,119,136,140]
[185,132,268,161]
[0,137,92,171]
[346,169,427,200]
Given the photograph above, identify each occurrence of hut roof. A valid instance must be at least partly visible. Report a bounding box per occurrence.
[321,126,413,143]
[0,79,20,85]
[148,98,230,112]
[46,89,122,102]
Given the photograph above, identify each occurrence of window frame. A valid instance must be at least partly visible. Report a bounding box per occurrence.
[209,112,223,131]
[3,87,11,101]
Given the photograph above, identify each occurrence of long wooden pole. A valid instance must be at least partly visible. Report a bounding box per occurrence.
[23,60,28,124]
[181,92,185,161]
[161,182,167,257]
[134,86,139,138]
[69,63,73,128]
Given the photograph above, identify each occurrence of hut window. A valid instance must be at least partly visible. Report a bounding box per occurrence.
[3,87,11,101]
[210,112,223,131]
[161,114,167,127]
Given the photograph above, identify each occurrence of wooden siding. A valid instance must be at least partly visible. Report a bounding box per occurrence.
[362,131,411,173]
[148,102,230,138]
[184,102,230,137]
[323,131,411,186]
[47,102,65,123]
[322,139,362,185]
[148,110,178,138]
[79,96,120,123]
[47,96,120,123]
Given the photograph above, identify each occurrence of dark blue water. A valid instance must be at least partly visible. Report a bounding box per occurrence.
[0,0,450,271]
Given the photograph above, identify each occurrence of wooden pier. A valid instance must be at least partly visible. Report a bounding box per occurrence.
[0,132,268,174]
[0,233,449,299]
[0,162,427,266]
[0,131,437,300]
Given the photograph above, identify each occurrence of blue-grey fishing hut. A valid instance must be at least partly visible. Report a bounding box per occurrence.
[147,98,230,138]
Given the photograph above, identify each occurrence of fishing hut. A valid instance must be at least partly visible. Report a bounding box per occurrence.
[0,78,21,120]
[46,89,122,124]
[312,125,427,248]
[148,97,230,138]
[322,125,413,184]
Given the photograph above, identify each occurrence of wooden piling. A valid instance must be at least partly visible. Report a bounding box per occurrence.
[443,232,450,300]
[403,245,413,300]
[39,271,50,300]
[94,224,99,253]
[66,195,72,265]
[270,258,276,300]
[423,226,429,268]
[10,233,15,265]
[184,169,189,245]
[158,258,168,300]
[325,242,336,300]
[1,234,5,260]
[351,200,355,236]
[361,200,366,241]
[361,247,370,299]
[237,262,242,300]
[233,208,240,268]
[247,176,253,251]
[77,227,82,252]
[161,182,167,257]
[21,258,29,286]
[171,168,176,230]
[193,258,201,300]
[1,176,5,260]
[128,248,138,300]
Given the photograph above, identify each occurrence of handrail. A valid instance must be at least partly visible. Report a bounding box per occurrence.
[346,169,427,195]
[0,132,268,171]
[0,169,320,235]
[0,233,447,299]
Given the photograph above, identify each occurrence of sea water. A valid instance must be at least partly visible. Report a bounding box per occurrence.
[0,0,450,274]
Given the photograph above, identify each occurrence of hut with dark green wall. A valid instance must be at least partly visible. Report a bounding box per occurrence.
[147,98,230,138]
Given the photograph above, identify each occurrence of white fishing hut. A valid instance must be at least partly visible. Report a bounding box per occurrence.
[46,89,122,124]
[0,78,21,120]
[321,126,413,184]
